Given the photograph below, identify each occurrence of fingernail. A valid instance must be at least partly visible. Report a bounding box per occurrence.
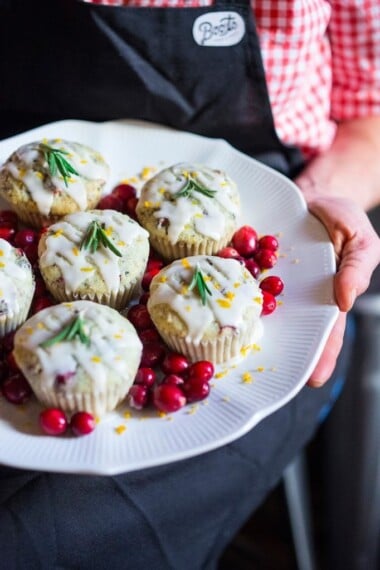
[307,378,326,388]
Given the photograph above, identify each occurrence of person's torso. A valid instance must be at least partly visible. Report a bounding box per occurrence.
[0,0,304,176]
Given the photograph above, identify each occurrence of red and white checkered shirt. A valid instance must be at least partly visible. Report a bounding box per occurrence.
[84,0,380,156]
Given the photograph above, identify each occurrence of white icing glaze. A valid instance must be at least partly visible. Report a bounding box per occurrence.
[148,256,263,344]
[140,163,240,243]
[0,238,33,316]
[3,139,109,215]
[14,300,142,391]
[40,210,149,294]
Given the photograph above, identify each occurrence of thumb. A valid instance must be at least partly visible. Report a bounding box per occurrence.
[335,232,380,311]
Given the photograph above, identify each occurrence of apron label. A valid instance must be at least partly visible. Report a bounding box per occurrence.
[192,12,245,47]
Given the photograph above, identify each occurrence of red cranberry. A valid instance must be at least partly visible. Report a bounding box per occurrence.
[153,384,186,413]
[232,225,258,257]
[14,228,37,249]
[217,246,240,259]
[134,367,156,388]
[244,258,261,279]
[6,352,19,372]
[146,258,164,272]
[1,373,32,404]
[161,352,189,376]
[113,183,136,202]
[23,242,39,264]
[0,360,9,384]
[127,304,153,331]
[162,374,185,387]
[70,411,96,436]
[0,226,16,242]
[141,268,161,291]
[1,331,15,353]
[37,227,48,241]
[140,342,166,368]
[260,275,284,296]
[182,377,210,403]
[0,210,18,228]
[139,292,150,305]
[127,384,150,410]
[261,290,277,315]
[254,248,277,270]
[97,194,123,212]
[139,328,161,345]
[258,235,279,251]
[187,360,215,382]
[39,408,68,435]
[32,296,55,314]
[123,196,138,218]
[34,276,48,298]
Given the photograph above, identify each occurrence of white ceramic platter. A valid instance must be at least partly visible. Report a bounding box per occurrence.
[0,119,338,475]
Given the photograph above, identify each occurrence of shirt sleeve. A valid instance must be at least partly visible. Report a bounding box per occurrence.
[328,0,380,121]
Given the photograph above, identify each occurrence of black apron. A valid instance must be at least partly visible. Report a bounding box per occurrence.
[0,2,349,569]
[0,0,303,176]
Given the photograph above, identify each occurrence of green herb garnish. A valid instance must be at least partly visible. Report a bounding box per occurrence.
[188,264,212,305]
[174,171,217,200]
[40,143,79,187]
[40,314,90,348]
[80,220,122,257]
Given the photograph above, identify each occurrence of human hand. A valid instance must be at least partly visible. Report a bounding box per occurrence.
[294,193,380,387]
[294,117,380,386]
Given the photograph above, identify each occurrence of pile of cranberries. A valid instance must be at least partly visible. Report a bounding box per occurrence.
[0,182,284,436]
[127,351,214,414]
[219,224,284,315]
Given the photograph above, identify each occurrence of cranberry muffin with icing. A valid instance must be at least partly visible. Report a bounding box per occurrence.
[0,139,110,227]
[38,209,149,309]
[13,300,143,416]
[147,255,263,364]
[0,238,35,337]
[136,163,240,260]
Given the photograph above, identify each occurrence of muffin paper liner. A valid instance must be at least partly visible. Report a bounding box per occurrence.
[45,277,140,310]
[148,233,233,262]
[0,291,34,337]
[30,383,133,417]
[157,326,258,364]
[9,205,61,229]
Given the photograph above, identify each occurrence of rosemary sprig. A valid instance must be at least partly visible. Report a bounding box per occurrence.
[188,264,212,305]
[174,172,217,200]
[40,314,90,348]
[40,143,79,187]
[80,220,122,257]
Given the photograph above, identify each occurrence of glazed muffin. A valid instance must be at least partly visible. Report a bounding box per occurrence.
[13,300,143,416]
[0,139,110,227]
[38,209,149,309]
[147,256,263,363]
[136,163,240,260]
[0,238,35,337]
